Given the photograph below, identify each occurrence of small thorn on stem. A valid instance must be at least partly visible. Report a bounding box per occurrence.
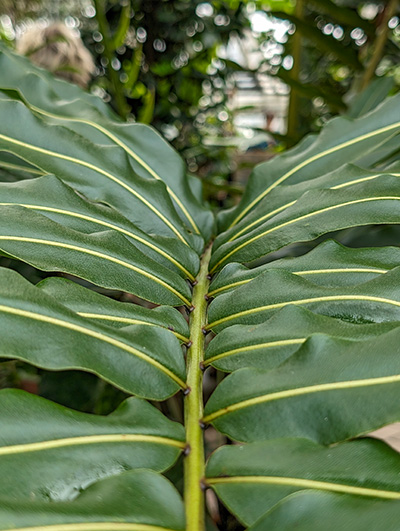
[201,327,209,336]
[183,386,191,396]
[206,274,213,280]
[204,294,209,301]
[200,478,208,491]
[183,444,191,456]
[186,340,193,348]
[199,361,205,371]
[192,280,198,286]
[199,421,207,429]
[188,305,195,313]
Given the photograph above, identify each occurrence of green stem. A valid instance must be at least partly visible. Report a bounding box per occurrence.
[184,244,212,531]
[286,0,304,144]
[359,0,398,92]
[93,0,129,119]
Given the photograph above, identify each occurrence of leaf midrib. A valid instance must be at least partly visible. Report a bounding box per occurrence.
[207,294,400,329]
[208,268,388,297]
[227,173,400,242]
[203,373,400,423]
[207,475,400,500]
[0,434,185,455]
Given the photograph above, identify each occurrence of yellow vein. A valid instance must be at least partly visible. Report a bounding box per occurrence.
[208,268,388,297]
[298,267,388,276]
[0,304,187,389]
[206,295,400,330]
[0,133,190,245]
[211,196,400,272]
[203,373,400,423]
[205,338,305,366]
[227,173,400,243]
[29,103,201,234]
[77,312,190,343]
[229,121,400,228]
[332,173,400,190]
[208,280,250,297]
[0,236,190,306]
[206,476,400,500]
[0,434,185,455]
[0,202,194,280]
[0,160,44,175]
[11,524,178,531]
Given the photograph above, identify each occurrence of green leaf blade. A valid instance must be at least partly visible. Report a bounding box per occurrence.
[204,328,400,443]
[206,438,400,527]
[205,305,400,372]
[207,267,400,333]
[0,205,192,306]
[0,269,186,399]
[211,176,400,271]
[218,93,400,231]
[0,469,185,530]
[37,277,190,342]
[0,175,200,280]
[0,389,184,504]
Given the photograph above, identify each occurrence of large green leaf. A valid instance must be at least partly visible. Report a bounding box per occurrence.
[218,94,400,231]
[0,268,186,399]
[209,239,400,297]
[0,151,43,179]
[346,77,395,119]
[0,44,214,241]
[207,267,400,332]
[206,438,400,527]
[0,469,185,530]
[211,176,400,271]
[203,328,400,443]
[37,277,190,342]
[0,96,204,250]
[204,305,400,372]
[0,389,184,501]
[0,205,192,306]
[0,175,200,281]
[248,491,400,531]
[214,164,400,249]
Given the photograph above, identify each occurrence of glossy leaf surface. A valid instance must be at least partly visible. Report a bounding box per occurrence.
[0,206,192,306]
[206,438,400,526]
[204,328,400,443]
[205,305,400,372]
[38,277,190,342]
[0,268,186,399]
[0,469,185,530]
[0,390,184,501]
[207,267,400,332]
[209,239,400,297]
